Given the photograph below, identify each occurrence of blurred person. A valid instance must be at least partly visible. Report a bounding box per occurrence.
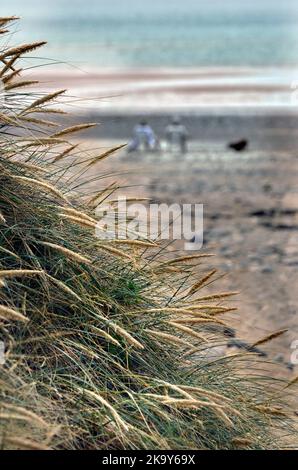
[128,120,157,152]
[165,116,189,153]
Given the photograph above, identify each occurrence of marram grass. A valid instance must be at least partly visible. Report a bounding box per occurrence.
[0,17,296,450]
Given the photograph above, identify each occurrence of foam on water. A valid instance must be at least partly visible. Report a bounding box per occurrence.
[3,0,298,68]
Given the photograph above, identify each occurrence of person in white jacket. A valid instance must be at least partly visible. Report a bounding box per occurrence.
[128,120,157,152]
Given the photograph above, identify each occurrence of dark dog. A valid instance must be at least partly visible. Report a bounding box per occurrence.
[228,139,248,152]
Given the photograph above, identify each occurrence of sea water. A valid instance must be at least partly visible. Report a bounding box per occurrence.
[3,0,298,68]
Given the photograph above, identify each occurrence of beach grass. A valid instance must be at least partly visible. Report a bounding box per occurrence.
[0,17,297,450]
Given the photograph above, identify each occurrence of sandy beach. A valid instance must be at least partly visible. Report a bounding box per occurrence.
[24,66,298,375]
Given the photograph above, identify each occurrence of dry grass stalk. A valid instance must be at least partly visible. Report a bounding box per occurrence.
[87,182,119,207]
[284,375,298,389]
[22,89,66,113]
[155,397,203,415]
[0,53,21,77]
[231,437,253,447]
[24,108,67,116]
[0,17,19,27]
[182,304,236,312]
[0,305,28,322]
[213,407,234,427]
[0,210,6,224]
[207,307,238,316]
[158,397,231,421]
[109,197,150,204]
[4,436,50,450]
[187,270,217,295]
[141,393,173,401]
[5,80,38,91]
[155,397,202,408]
[19,116,58,127]
[2,68,22,83]
[0,246,20,260]
[11,175,68,202]
[174,305,238,317]
[21,137,66,147]
[79,388,129,432]
[98,244,133,261]
[9,161,47,173]
[59,206,98,224]
[193,292,238,302]
[0,269,42,279]
[17,330,73,345]
[180,385,232,402]
[0,412,38,424]
[40,242,91,265]
[45,274,82,302]
[0,42,47,61]
[145,329,191,348]
[154,254,214,269]
[59,213,96,229]
[110,239,156,248]
[152,380,194,399]
[171,317,228,326]
[140,307,198,315]
[53,144,79,162]
[254,405,287,417]
[1,404,48,428]
[88,325,121,347]
[87,144,126,167]
[0,113,17,125]
[52,123,97,139]
[109,322,144,350]
[167,321,208,342]
[252,329,288,348]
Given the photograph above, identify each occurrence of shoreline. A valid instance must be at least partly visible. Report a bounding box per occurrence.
[70,112,298,148]
[25,66,298,112]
